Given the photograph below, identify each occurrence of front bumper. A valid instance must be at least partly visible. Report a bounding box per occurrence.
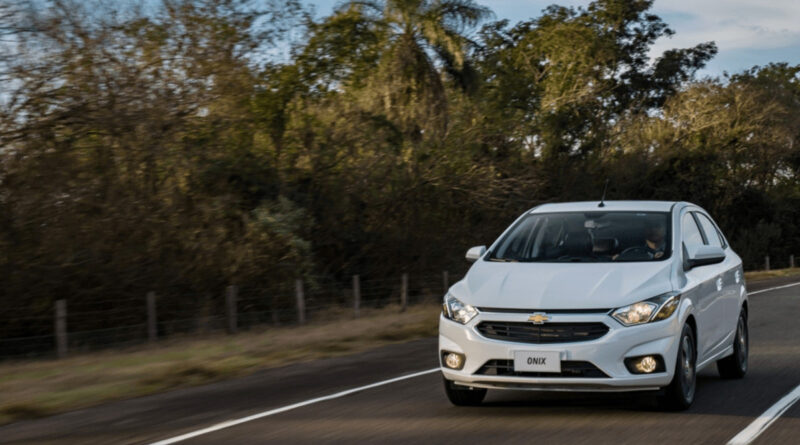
[439,310,682,392]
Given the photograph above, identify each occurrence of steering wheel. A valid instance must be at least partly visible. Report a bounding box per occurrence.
[617,246,653,259]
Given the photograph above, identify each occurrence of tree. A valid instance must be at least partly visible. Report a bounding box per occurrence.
[301,0,491,139]
[475,0,716,198]
[609,65,800,267]
[0,0,309,347]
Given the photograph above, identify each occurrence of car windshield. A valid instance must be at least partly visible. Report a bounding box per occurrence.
[488,211,671,263]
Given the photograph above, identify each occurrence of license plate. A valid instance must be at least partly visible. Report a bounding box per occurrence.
[513,351,561,373]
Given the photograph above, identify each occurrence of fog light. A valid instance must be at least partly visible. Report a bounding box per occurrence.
[634,356,658,373]
[442,351,465,370]
[624,355,665,374]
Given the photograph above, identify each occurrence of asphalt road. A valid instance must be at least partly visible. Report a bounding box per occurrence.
[2,276,799,445]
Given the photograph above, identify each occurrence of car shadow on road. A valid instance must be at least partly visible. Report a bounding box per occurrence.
[480,390,655,412]
[470,368,798,419]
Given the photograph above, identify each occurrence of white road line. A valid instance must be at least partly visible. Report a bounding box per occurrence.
[727,384,800,445]
[149,368,440,445]
[748,281,800,295]
[726,281,800,444]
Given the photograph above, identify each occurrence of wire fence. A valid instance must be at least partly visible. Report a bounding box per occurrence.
[0,271,461,361]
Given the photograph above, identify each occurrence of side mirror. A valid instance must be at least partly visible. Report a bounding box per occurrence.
[465,245,487,263]
[686,245,725,269]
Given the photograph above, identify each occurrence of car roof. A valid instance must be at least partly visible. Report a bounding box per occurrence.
[529,200,682,214]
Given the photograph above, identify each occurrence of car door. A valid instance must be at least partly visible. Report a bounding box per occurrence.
[694,212,739,346]
[680,210,721,361]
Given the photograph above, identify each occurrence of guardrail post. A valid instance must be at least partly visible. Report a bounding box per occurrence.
[765,255,770,271]
[226,285,238,334]
[147,291,157,343]
[400,273,408,312]
[295,279,306,324]
[442,271,449,294]
[55,299,67,358]
[791,254,795,269]
[353,275,361,318]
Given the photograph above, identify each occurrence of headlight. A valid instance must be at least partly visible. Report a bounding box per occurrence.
[613,301,658,325]
[442,294,479,324]
[612,292,681,326]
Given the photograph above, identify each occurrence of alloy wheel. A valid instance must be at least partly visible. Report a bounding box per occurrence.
[737,316,748,372]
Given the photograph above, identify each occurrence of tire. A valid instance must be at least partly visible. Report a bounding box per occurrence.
[717,310,748,379]
[659,324,697,410]
[443,377,487,406]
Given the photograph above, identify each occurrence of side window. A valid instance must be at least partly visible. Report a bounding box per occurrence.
[717,228,728,248]
[695,213,723,248]
[681,213,704,250]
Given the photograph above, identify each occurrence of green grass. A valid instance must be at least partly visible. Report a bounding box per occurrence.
[0,303,440,425]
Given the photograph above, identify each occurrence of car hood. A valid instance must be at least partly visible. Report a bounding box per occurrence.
[453,260,674,310]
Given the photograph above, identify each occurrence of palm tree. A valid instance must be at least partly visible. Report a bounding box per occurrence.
[326,0,491,138]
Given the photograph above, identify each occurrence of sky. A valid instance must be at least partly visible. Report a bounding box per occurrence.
[301,0,800,76]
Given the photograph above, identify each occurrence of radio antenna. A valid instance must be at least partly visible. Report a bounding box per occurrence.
[598,179,609,208]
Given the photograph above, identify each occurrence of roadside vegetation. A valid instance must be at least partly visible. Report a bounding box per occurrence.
[0,302,440,425]
[744,268,800,282]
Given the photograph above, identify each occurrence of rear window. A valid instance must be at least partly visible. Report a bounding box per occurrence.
[488,212,672,263]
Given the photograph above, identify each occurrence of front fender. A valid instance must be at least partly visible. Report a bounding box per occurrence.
[678,297,694,325]
[739,284,748,308]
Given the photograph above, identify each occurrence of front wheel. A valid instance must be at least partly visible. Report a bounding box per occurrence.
[443,378,487,406]
[659,324,696,410]
[717,310,748,379]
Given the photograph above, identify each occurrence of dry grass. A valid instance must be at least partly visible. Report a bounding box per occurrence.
[0,303,440,425]
[744,267,800,282]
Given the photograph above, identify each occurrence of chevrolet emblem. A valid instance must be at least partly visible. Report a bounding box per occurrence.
[528,313,550,324]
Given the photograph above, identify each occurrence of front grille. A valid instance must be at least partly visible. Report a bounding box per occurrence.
[476,307,611,314]
[476,359,609,378]
[476,321,609,344]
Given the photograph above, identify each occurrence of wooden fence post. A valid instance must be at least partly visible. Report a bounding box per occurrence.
[55,299,67,358]
[226,285,238,334]
[791,254,795,269]
[353,275,361,318]
[442,271,449,294]
[765,255,771,271]
[295,279,306,324]
[147,291,157,343]
[400,273,408,312]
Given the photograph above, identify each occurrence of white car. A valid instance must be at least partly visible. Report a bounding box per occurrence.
[440,201,748,409]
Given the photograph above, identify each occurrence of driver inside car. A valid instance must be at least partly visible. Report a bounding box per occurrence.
[611,220,667,260]
[645,221,667,259]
